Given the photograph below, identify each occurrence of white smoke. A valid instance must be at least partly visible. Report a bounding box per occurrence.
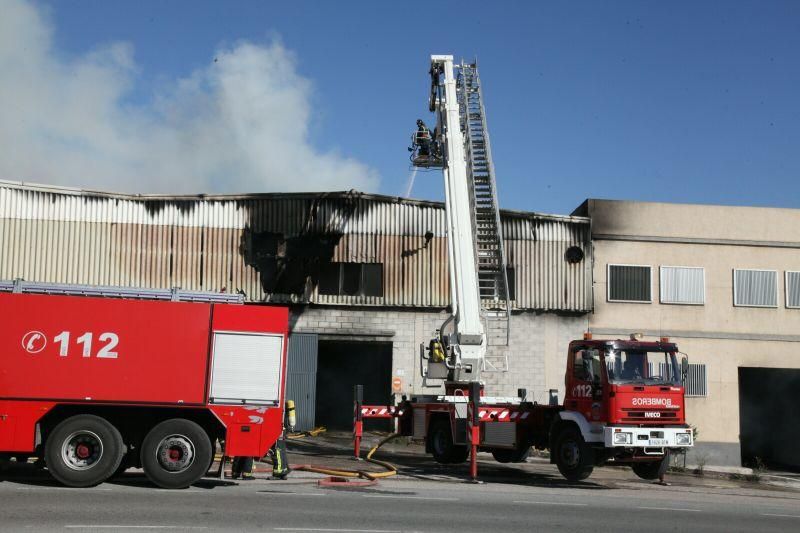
[0,0,379,194]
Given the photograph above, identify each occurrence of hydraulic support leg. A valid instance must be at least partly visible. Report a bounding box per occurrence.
[468,382,481,482]
[353,385,364,459]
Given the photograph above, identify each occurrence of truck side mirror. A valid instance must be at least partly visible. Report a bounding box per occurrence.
[681,356,689,382]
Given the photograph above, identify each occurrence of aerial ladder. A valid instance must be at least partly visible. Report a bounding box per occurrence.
[354,55,693,483]
[410,55,511,382]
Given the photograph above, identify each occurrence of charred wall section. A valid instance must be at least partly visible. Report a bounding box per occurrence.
[0,181,592,312]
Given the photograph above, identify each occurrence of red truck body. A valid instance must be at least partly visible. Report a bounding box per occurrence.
[0,292,288,468]
[356,337,693,482]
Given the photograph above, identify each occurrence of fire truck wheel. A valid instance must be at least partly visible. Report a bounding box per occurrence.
[141,419,212,489]
[491,445,531,464]
[428,418,468,464]
[44,415,125,488]
[554,427,594,482]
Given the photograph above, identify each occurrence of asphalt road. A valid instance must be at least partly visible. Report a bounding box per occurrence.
[2,464,800,533]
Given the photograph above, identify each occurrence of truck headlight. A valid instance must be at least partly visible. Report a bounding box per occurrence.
[676,432,692,445]
[613,432,632,445]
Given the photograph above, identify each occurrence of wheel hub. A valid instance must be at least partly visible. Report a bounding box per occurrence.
[76,444,90,459]
[61,431,104,471]
[560,440,580,468]
[156,435,195,472]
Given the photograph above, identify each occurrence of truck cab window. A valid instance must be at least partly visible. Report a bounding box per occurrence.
[573,349,602,382]
[607,349,681,385]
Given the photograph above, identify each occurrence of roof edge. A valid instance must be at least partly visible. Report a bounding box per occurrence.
[0,179,590,224]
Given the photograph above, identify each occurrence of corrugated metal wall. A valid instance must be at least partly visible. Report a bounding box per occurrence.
[286,333,318,431]
[0,181,592,312]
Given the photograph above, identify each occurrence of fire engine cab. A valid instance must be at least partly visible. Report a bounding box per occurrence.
[555,334,693,480]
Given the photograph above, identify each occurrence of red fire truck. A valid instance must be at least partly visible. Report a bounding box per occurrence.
[0,282,289,489]
[354,55,693,482]
[356,334,694,482]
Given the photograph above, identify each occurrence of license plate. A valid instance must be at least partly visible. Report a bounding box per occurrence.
[649,439,668,446]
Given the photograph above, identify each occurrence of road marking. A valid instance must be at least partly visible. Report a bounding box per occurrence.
[637,506,701,513]
[273,529,402,533]
[762,513,800,519]
[363,494,457,502]
[65,527,206,530]
[513,501,588,506]
[260,492,327,497]
[17,487,113,492]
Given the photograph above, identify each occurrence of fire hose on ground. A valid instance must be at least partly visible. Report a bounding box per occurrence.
[214,430,400,482]
[292,432,400,481]
[286,426,327,440]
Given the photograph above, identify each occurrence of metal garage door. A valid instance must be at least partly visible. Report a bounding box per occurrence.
[286,334,318,431]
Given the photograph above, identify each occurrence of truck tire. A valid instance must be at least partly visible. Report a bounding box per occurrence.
[554,427,594,482]
[491,445,531,464]
[449,443,470,465]
[632,451,670,480]
[428,418,468,464]
[44,415,124,488]
[141,419,212,489]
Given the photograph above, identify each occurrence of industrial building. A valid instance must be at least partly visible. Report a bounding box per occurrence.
[575,199,800,470]
[0,180,591,432]
[4,179,798,469]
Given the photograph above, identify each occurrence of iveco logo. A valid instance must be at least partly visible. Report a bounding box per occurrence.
[21,331,47,354]
[644,412,661,418]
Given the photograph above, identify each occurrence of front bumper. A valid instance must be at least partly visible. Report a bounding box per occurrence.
[603,426,693,448]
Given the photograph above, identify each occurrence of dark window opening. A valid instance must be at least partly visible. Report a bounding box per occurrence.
[506,267,516,301]
[318,263,340,295]
[341,263,361,295]
[317,262,383,297]
[608,265,651,302]
[362,263,383,297]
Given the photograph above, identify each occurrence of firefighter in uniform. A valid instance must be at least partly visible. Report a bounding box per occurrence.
[230,400,295,480]
[231,455,255,480]
[270,399,295,479]
[414,119,433,157]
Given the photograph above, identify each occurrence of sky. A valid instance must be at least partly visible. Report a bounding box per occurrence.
[1,0,798,215]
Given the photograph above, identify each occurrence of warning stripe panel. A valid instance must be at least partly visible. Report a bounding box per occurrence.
[360,405,404,418]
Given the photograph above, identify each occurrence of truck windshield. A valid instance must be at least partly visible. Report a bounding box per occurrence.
[605,350,681,386]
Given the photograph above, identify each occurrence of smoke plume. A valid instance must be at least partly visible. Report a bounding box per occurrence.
[0,0,379,194]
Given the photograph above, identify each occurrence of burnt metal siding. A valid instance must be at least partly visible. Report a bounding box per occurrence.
[502,215,592,312]
[0,181,592,311]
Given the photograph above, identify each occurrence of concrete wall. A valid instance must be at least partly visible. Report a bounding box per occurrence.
[289,306,587,403]
[583,199,800,466]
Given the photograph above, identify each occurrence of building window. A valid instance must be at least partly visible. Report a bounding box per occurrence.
[733,269,777,308]
[648,361,707,397]
[787,271,800,309]
[607,264,652,303]
[660,266,705,305]
[318,262,383,297]
[683,363,708,397]
[506,267,516,301]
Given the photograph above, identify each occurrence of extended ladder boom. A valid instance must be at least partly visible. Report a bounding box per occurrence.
[411,55,511,383]
[432,55,485,382]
